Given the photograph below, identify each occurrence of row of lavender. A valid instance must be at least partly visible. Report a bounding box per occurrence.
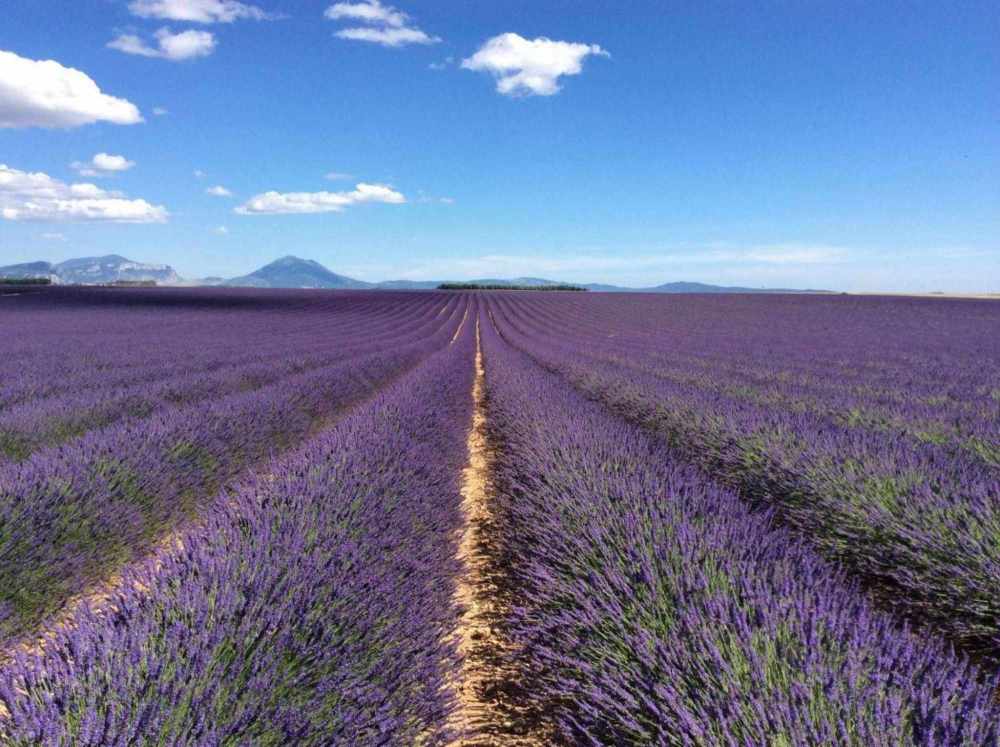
[502,293,1000,462]
[0,287,453,414]
[0,289,464,646]
[0,292,457,461]
[0,309,477,744]
[490,293,1000,656]
[477,307,1000,743]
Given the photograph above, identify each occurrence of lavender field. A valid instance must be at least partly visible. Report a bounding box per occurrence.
[1,286,999,745]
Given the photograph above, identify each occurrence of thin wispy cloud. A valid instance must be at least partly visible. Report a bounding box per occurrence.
[1,163,167,223]
[340,245,849,284]
[415,190,455,205]
[236,183,405,214]
[206,185,232,196]
[108,28,217,61]
[324,171,353,181]
[0,50,142,128]
[428,56,454,71]
[326,1,440,47]
[462,33,608,96]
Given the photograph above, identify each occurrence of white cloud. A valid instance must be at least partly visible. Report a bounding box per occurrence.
[92,153,135,173]
[72,152,136,177]
[324,171,352,181]
[236,182,405,214]
[128,0,273,23]
[415,190,455,205]
[335,27,437,46]
[462,33,608,96]
[213,225,229,234]
[326,1,439,47]
[109,28,217,61]
[325,1,406,27]
[194,169,206,178]
[428,55,454,71]
[0,50,142,128]
[206,185,232,196]
[40,232,66,241]
[152,106,169,116]
[0,163,167,223]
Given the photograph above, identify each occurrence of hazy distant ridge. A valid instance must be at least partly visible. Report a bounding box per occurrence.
[1,254,830,293]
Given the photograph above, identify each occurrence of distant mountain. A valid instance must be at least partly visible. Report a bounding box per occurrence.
[378,277,830,293]
[0,255,179,285]
[1,253,831,293]
[585,281,832,294]
[222,255,372,289]
[374,279,441,290]
[54,255,180,285]
[376,276,563,290]
[471,277,560,287]
[0,261,55,280]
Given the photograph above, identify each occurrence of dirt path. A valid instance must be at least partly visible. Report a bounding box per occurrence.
[451,306,470,345]
[445,319,546,746]
[445,318,494,742]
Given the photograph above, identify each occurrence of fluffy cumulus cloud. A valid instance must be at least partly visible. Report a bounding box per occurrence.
[236,183,405,214]
[128,0,273,23]
[462,33,608,96]
[108,28,216,60]
[72,152,136,177]
[0,164,167,223]
[206,185,232,196]
[325,1,439,47]
[0,50,142,128]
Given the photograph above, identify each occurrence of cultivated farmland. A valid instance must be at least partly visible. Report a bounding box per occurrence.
[1,286,999,745]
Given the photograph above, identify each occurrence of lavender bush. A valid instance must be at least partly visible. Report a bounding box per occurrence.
[488,293,1000,655]
[0,290,463,645]
[2,286,998,744]
[477,310,1000,744]
[0,313,476,745]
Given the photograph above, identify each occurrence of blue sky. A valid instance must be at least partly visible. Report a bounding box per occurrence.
[1,0,998,291]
